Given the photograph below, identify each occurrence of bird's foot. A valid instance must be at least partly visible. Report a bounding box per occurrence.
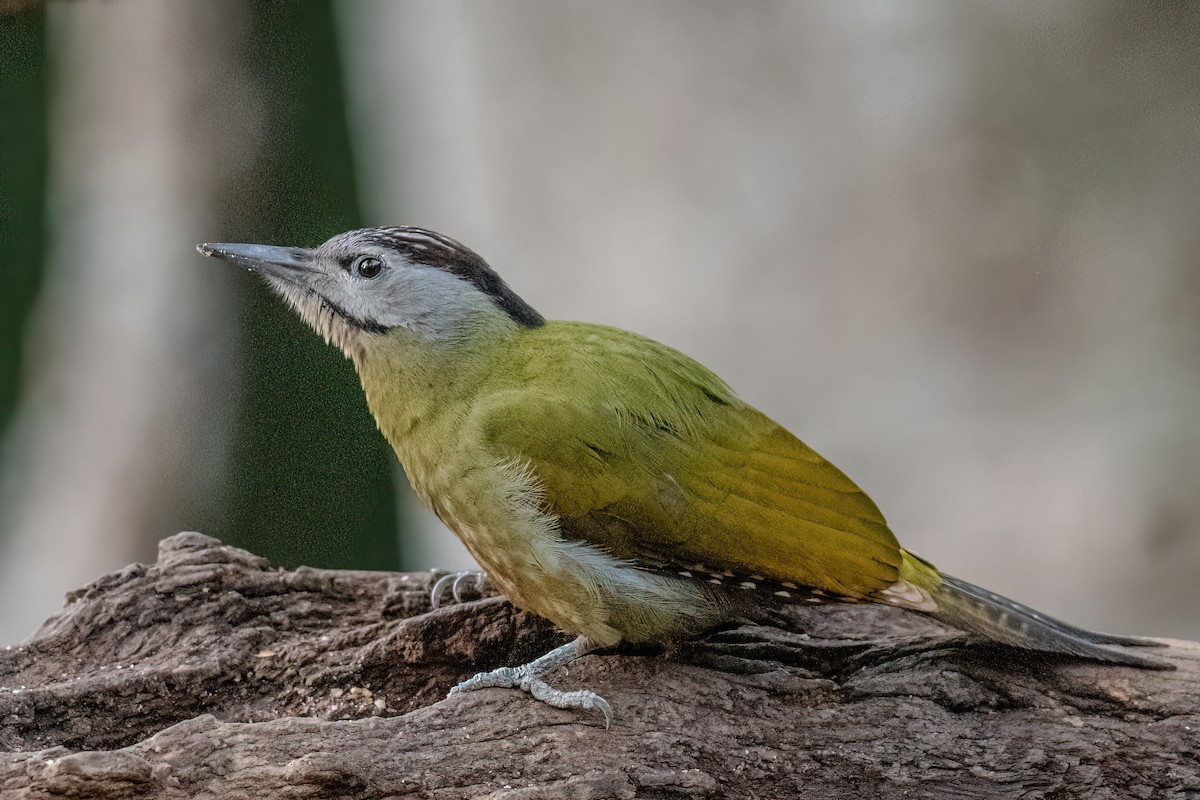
[429,570,489,609]
[448,636,611,728]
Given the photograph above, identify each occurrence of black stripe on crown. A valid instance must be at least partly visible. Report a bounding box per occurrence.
[362,227,545,328]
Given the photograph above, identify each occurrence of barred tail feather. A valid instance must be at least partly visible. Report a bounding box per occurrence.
[929,573,1174,670]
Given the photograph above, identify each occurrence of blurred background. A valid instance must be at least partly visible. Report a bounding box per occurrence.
[1,1,1198,646]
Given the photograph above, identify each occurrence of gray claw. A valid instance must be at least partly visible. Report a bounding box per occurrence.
[446,636,610,727]
[429,573,457,610]
[451,572,470,604]
[525,678,612,729]
[430,570,487,610]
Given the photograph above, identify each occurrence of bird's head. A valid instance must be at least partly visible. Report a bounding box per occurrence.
[198,226,543,360]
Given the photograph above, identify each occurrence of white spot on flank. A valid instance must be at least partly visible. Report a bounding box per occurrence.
[774,590,791,598]
[877,579,939,612]
[739,581,756,590]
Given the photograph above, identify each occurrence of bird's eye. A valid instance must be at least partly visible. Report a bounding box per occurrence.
[355,256,384,279]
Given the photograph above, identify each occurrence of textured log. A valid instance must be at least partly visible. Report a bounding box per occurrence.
[1,532,1197,799]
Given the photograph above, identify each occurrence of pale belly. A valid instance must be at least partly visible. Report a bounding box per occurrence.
[450,517,727,648]
[453,521,628,645]
[403,445,726,647]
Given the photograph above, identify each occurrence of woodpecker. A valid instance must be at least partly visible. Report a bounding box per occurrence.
[199,227,1171,726]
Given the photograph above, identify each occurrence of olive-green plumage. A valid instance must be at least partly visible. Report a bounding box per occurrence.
[200,226,1172,718]
[360,320,905,643]
[469,322,904,595]
[357,314,1163,666]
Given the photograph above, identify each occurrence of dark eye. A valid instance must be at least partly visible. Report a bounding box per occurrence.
[355,256,383,279]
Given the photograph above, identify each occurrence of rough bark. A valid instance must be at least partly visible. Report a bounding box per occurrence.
[1,533,1196,799]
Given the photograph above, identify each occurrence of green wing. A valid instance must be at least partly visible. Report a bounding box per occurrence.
[476,322,902,597]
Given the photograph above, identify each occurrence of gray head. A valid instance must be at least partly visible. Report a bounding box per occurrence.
[198,227,543,356]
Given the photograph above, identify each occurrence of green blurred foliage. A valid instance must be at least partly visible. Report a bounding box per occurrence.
[1,2,400,569]
[0,11,46,448]
[206,0,401,570]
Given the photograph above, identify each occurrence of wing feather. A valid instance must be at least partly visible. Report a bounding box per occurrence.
[475,322,902,597]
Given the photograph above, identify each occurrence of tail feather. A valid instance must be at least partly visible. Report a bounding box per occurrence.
[930,573,1174,670]
[890,550,1173,669]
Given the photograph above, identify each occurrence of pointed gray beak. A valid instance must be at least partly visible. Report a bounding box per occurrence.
[197,242,315,283]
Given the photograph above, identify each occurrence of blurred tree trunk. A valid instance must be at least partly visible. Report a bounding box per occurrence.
[0,0,253,643]
[0,0,402,646]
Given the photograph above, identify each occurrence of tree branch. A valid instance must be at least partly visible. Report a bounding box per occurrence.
[1,533,1197,798]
